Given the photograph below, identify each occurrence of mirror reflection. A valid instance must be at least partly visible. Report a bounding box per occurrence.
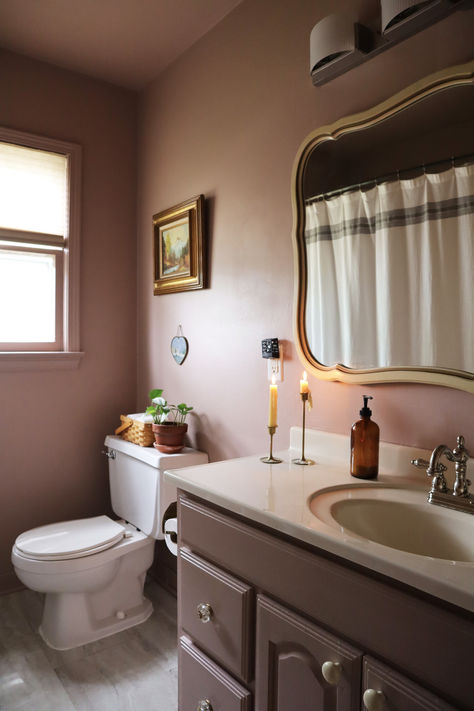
[294,64,474,390]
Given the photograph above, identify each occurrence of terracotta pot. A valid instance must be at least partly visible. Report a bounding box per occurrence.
[152,423,188,454]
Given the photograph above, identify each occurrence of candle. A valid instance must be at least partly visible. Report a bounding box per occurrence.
[268,375,278,427]
[300,371,309,394]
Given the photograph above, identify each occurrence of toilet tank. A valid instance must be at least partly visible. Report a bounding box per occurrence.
[104,435,208,539]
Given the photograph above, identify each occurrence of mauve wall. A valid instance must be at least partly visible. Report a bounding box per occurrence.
[137,0,474,463]
[0,51,138,592]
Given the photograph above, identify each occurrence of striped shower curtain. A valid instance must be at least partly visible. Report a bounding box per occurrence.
[304,163,474,371]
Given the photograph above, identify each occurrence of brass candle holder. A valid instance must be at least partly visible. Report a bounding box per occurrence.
[261,426,283,464]
[292,392,315,465]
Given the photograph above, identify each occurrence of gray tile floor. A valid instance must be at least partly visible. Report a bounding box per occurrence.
[0,581,178,710]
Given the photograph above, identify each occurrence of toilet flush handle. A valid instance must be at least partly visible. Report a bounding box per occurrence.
[101,449,116,459]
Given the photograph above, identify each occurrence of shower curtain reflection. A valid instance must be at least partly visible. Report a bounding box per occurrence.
[304,163,474,371]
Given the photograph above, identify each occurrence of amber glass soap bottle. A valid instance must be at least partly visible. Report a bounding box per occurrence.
[350,395,379,480]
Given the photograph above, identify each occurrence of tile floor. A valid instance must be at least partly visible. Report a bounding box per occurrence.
[0,581,178,710]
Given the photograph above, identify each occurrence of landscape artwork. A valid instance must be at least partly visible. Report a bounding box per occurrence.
[160,217,191,278]
[153,195,205,295]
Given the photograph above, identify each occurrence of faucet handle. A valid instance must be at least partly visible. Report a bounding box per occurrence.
[454,435,471,460]
[411,458,448,472]
[411,457,448,493]
[452,435,472,498]
[411,457,447,474]
[411,458,430,469]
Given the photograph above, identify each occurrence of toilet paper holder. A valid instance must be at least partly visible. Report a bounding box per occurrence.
[164,516,178,556]
[164,526,177,543]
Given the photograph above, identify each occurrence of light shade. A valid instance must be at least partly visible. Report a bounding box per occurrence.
[310,14,372,85]
[381,0,435,33]
[310,14,357,73]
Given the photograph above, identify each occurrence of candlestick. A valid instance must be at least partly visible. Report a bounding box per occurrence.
[261,425,283,464]
[292,392,315,465]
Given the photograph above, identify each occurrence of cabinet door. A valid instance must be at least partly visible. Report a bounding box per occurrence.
[362,657,457,711]
[179,636,252,711]
[255,595,362,711]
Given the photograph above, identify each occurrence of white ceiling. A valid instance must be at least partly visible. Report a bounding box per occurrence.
[0,0,244,90]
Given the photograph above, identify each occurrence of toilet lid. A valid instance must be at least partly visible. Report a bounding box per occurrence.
[15,515,126,560]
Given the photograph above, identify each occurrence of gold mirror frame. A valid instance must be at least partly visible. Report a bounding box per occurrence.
[292,61,474,393]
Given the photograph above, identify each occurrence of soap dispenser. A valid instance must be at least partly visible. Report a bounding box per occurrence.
[350,395,379,480]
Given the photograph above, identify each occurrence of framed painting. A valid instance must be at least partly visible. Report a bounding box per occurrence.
[153,195,205,295]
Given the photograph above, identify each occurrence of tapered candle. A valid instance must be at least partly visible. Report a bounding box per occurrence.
[268,375,278,427]
[300,371,309,394]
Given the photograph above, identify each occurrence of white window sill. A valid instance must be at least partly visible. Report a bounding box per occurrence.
[0,351,84,371]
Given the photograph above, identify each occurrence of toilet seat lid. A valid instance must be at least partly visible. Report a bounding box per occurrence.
[15,515,126,560]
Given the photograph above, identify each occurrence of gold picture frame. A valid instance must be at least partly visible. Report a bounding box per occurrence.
[153,195,205,295]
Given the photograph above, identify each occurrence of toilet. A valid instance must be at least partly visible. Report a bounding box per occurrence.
[11,434,208,650]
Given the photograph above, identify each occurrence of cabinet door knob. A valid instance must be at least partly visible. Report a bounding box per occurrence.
[321,660,342,685]
[197,602,213,623]
[363,688,385,711]
[197,700,212,711]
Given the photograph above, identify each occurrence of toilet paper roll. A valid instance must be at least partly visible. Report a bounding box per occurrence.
[164,517,178,557]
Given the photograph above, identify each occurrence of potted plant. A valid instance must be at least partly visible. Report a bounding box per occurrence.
[146,388,194,454]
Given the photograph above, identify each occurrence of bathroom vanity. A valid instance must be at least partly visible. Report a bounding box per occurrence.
[165,429,474,711]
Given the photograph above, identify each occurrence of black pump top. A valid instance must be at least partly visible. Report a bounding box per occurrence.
[360,395,373,417]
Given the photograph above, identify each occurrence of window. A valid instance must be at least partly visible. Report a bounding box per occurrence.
[0,127,81,367]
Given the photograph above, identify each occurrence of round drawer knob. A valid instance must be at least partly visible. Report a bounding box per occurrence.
[197,602,213,623]
[197,700,212,711]
[321,660,342,686]
[363,688,385,711]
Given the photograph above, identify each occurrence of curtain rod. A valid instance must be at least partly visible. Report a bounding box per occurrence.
[305,151,474,204]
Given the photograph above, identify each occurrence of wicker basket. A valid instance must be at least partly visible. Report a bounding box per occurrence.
[115,414,154,447]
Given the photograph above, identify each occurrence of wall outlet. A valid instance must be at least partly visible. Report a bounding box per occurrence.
[267,347,283,382]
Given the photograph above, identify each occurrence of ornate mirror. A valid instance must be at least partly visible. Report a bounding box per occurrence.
[292,62,474,392]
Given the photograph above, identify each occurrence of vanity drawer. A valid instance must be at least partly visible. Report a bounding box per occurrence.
[179,548,253,682]
[179,636,252,711]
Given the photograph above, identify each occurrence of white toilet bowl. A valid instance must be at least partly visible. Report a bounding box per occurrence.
[12,516,154,649]
[11,434,209,650]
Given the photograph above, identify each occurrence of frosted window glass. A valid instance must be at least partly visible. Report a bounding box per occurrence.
[0,250,56,342]
[0,143,67,236]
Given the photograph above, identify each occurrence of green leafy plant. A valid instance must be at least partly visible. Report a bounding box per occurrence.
[146,388,193,425]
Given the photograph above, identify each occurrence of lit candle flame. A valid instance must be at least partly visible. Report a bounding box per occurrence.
[300,371,309,394]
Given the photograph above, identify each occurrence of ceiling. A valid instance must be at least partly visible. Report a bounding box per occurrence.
[0,0,244,90]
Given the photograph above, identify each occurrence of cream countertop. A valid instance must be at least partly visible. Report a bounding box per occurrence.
[164,428,474,612]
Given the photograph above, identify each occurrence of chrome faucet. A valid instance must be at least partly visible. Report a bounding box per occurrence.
[411,436,473,514]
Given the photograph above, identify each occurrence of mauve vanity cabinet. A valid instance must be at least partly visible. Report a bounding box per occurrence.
[177,492,473,710]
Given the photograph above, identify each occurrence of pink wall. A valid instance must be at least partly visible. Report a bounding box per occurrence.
[137,0,474,462]
[0,51,138,592]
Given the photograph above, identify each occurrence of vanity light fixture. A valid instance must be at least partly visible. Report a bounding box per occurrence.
[310,0,470,86]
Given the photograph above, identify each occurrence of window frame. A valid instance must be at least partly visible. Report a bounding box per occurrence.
[0,127,82,370]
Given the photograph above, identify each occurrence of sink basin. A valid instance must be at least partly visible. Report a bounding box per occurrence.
[309,486,474,562]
